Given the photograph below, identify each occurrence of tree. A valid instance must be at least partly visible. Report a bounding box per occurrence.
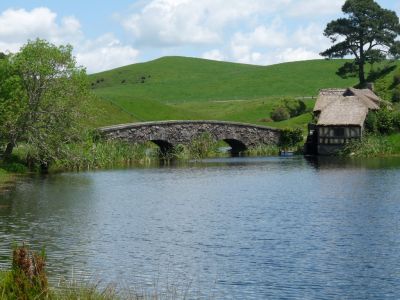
[0,39,89,170]
[320,0,400,86]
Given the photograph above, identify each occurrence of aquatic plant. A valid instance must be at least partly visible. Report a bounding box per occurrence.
[245,144,280,156]
[0,244,48,299]
[340,134,394,157]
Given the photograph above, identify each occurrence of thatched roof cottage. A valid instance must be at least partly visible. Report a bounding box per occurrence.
[309,87,384,155]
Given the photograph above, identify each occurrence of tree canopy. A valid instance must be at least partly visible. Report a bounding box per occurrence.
[320,0,400,86]
[0,39,89,170]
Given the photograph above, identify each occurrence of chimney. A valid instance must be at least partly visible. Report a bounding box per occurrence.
[366,82,374,91]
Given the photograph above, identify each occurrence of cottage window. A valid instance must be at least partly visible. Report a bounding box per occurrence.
[333,128,345,137]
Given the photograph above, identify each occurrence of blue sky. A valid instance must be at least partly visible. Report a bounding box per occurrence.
[0,0,398,73]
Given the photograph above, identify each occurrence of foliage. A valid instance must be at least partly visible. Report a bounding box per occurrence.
[52,140,157,171]
[393,86,400,102]
[365,111,378,133]
[271,106,290,121]
[0,39,90,171]
[0,244,48,299]
[172,133,219,160]
[341,134,394,157]
[279,128,304,150]
[245,144,280,156]
[270,98,307,122]
[320,0,400,85]
[283,99,307,117]
[366,106,400,135]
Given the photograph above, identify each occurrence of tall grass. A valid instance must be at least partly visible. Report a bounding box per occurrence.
[340,134,396,157]
[52,141,158,171]
[245,144,280,156]
[172,133,221,160]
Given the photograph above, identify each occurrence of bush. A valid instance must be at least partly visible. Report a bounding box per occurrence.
[366,107,400,135]
[283,99,307,117]
[365,111,378,133]
[376,107,395,134]
[270,98,307,121]
[1,162,28,173]
[392,86,400,102]
[393,111,400,131]
[393,72,400,86]
[279,128,304,150]
[271,106,290,121]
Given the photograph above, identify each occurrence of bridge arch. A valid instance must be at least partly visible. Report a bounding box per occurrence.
[220,138,247,154]
[99,120,281,154]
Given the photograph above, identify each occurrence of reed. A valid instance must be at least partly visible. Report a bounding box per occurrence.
[245,144,280,156]
[341,134,394,157]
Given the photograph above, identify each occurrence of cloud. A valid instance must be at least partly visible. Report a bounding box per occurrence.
[121,0,290,47]
[76,34,139,73]
[0,7,139,73]
[286,0,344,17]
[202,49,226,61]
[293,23,329,48]
[0,7,83,51]
[275,47,320,62]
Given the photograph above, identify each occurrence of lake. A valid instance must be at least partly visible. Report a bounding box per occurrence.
[1,156,400,299]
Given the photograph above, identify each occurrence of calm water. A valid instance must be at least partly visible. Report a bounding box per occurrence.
[1,156,400,299]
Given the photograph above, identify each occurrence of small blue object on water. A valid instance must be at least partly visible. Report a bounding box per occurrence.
[279,150,294,157]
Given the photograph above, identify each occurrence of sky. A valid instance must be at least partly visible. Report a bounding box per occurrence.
[0,0,398,73]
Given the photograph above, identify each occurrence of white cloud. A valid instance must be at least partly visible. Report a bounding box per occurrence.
[293,23,329,48]
[0,7,83,51]
[202,49,226,61]
[76,34,139,73]
[287,0,344,17]
[275,47,320,62]
[0,7,139,73]
[232,23,288,49]
[121,0,290,47]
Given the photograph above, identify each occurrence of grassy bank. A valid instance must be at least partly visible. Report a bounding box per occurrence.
[7,132,283,173]
[341,133,400,157]
[0,168,16,193]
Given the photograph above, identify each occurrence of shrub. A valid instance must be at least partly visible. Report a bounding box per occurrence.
[283,99,307,117]
[1,162,28,173]
[271,106,290,121]
[279,128,303,150]
[270,98,307,121]
[0,244,48,299]
[393,72,400,86]
[392,86,400,103]
[365,111,378,133]
[376,106,394,134]
[393,111,400,131]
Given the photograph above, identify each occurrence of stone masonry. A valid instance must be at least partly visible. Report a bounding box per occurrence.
[99,120,281,152]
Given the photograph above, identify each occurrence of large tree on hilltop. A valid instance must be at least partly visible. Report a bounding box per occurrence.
[320,0,400,86]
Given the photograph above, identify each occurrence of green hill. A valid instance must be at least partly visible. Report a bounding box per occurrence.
[88,56,399,128]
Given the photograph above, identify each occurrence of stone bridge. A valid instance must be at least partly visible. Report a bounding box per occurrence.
[99,120,281,153]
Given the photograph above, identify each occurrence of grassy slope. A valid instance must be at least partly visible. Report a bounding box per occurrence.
[88,56,399,128]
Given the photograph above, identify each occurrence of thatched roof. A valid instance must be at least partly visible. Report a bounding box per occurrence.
[314,87,384,126]
[313,89,346,112]
[317,96,369,126]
